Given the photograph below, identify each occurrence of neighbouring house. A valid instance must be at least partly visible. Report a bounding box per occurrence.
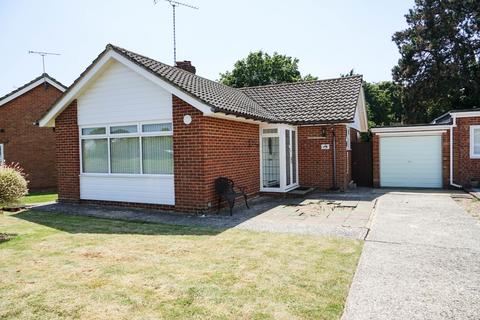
[0,74,66,190]
[39,44,368,212]
[371,109,480,189]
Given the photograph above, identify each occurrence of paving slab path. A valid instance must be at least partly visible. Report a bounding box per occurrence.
[343,191,480,320]
[31,192,375,239]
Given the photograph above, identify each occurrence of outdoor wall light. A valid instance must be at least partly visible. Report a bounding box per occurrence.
[183,114,192,125]
[321,127,327,137]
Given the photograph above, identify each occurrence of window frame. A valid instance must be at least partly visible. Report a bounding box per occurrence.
[470,125,480,159]
[79,121,174,177]
[0,143,4,164]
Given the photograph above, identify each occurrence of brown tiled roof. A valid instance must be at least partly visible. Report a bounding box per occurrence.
[0,73,66,105]
[43,44,363,125]
[109,45,276,122]
[239,76,363,124]
[109,45,363,124]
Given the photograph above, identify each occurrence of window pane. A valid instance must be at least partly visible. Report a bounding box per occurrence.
[142,136,173,174]
[82,127,106,135]
[142,123,172,133]
[262,136,280,188]
[263,128,278,134]
[82,139,108,173]
[110,125,138,134]
[474,128,480,154]
[110,138,140,173]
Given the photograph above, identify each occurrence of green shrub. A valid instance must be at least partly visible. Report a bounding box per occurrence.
[0,163,29,207]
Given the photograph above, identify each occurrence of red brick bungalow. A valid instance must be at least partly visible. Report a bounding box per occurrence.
[371,109,480,189]
[0,74,66,189]
[39,44,368,213]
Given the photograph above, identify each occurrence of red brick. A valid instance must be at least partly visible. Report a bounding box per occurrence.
[0,83,63,190]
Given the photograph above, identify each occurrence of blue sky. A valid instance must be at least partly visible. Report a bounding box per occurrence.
[0,0,414,95]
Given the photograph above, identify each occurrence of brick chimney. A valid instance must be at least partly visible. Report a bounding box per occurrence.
[175,61,196,74]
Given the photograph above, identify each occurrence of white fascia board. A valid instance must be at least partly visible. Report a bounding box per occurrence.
[0,77,65,107]
[376,130,447,137]
[209,112,267,125]
[39,50,214,127]
[371,125,451,133]
[451,111,480,118]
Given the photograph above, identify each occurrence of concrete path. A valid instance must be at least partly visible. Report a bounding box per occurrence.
[30,192,375,239]
[343,191,480,320]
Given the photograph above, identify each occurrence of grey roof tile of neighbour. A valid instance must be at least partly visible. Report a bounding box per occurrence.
[239,76,363,124]
[0,73,66,105]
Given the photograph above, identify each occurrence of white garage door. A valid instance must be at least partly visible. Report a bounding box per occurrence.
[380,135,442,188]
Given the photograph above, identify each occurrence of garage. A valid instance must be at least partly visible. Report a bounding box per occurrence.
[379,134,443,188]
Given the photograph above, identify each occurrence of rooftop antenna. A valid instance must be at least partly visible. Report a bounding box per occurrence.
[28,50,61,75]
[154,0,198,64]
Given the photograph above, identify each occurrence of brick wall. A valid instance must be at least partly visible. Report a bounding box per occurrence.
[0,83,63,189]
[298,125,350,190]
[442,131,450,188]
[173,96,259,212]
[56,96,260,212]
[55,102,80,201]
[453,117,480,186]
[372,134,380,187]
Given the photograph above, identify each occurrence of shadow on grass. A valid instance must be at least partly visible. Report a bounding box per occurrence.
[12,210,222,236]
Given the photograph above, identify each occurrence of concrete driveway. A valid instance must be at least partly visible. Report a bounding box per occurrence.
[343,190,480,320]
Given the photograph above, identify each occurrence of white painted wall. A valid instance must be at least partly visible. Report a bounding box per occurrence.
[80,175,174,205]
[380,135,442,188]
[349,108,361,131]
[77,60,175,205]
[77,61,172,126]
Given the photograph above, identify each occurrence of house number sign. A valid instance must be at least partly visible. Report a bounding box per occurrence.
[321,144,330,150]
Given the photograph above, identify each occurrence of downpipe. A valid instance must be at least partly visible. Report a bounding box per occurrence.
[330,127,339,191]
[450,115,462,189]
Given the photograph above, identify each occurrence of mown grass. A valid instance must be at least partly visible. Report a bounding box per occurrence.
[20,190,58,205]
[0,210,363,320]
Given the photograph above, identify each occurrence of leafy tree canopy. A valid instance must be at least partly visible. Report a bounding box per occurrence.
[363,81,405,126]
[220,51,317,88]
[392,0,480,123]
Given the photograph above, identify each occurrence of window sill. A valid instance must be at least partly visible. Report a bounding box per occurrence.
[80,173,174,179]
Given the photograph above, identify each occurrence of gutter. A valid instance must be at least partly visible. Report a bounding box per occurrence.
[449,115,462,189]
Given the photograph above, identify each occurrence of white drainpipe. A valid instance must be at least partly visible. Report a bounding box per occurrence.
[450,114,462,188]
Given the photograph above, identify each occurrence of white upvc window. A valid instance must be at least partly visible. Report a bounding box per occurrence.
[0,144,4,164]
[79,122,173,175]
[470,125,480,158]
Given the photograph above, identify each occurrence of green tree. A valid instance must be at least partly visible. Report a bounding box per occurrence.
[392,0,480,123]
[220,51,317,88]
[363,81,405,126]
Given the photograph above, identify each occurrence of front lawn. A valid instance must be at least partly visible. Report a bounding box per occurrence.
[0,210,362,320]
[20,190,58,205]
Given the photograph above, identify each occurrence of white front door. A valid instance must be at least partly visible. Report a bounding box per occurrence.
[260,126,298,192]
[380,135,442,188]
[285,129,297,188]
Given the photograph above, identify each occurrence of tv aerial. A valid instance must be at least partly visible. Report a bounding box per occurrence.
[154,0,199,63]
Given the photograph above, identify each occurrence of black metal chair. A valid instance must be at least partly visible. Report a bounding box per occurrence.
[214,177,249,215]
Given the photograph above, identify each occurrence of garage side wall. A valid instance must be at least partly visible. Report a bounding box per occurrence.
[453,117,480,186]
